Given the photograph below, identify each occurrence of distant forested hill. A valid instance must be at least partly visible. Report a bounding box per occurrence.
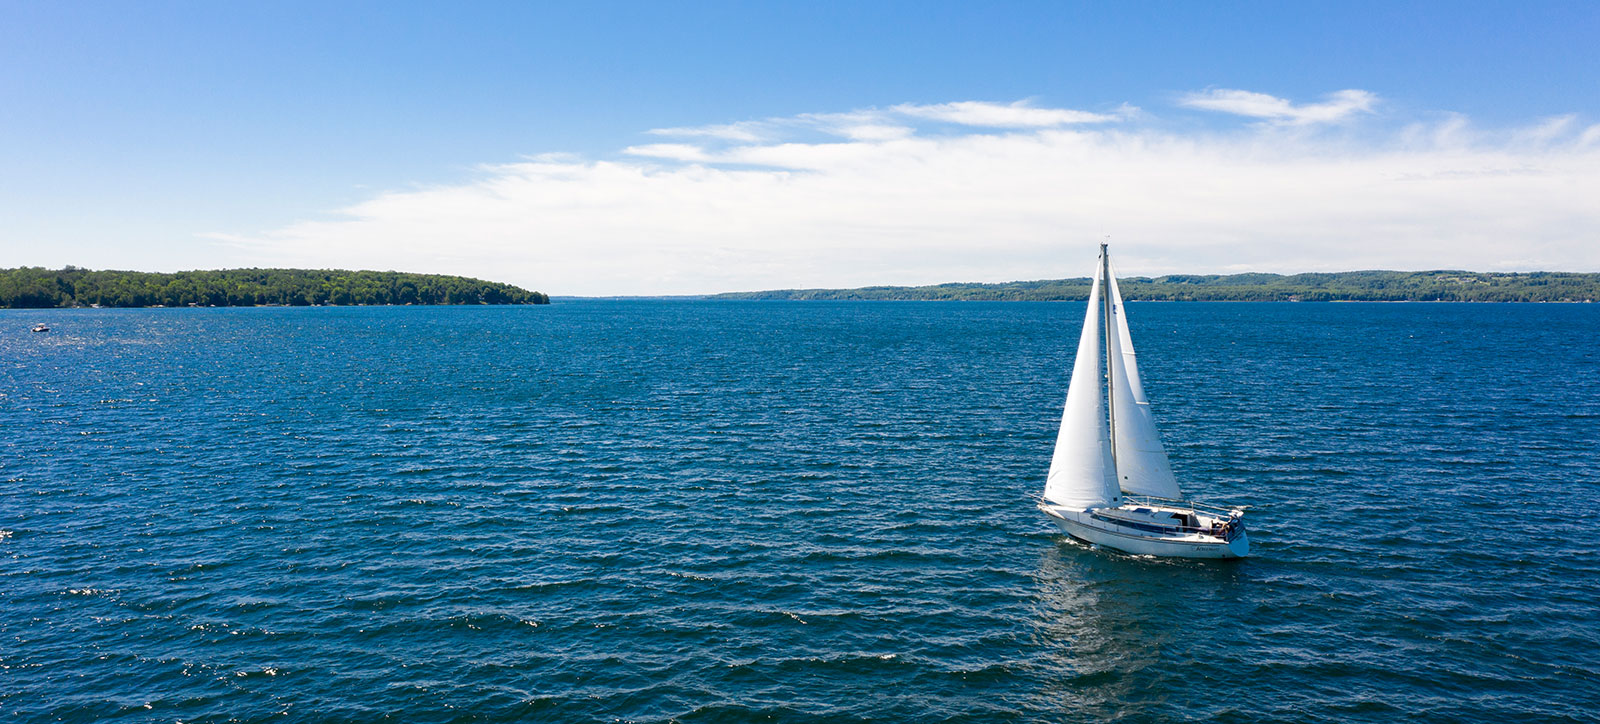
[714,271,1600,303]
[0,267,549,308]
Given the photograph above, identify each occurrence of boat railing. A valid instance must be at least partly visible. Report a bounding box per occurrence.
[1038,493,1244,518]
[1035,494,1245,541]
[1119,494,1246,518]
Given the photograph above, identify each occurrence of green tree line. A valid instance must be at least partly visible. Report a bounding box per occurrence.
[1,267,550,308]
[714,270,1600,303]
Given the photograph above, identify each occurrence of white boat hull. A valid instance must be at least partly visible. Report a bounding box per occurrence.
[1042,506,1249,559]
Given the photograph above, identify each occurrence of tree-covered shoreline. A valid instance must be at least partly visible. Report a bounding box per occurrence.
[1,267,549,308]
[714,270,1600,303]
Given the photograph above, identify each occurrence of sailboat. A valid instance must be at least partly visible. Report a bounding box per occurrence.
[1037,244,1250,559]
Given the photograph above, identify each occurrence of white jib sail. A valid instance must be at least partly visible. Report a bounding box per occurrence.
[1106,268,1183,499]
[1043,253,1121,510]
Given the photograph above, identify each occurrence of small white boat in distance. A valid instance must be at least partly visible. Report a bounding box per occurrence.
[31,323,49,333]
[1037,243,1250,559]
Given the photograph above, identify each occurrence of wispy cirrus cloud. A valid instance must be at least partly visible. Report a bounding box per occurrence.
[646,121,769,143]
[215,91,1600,295]
[620,143,714,162]
[644,100,1122,147]
[890,100,1121,127]
[1179,88,1377,125]
[1512,114,1578,146]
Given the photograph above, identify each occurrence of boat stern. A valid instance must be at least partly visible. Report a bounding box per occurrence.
[1225,526,1250,558]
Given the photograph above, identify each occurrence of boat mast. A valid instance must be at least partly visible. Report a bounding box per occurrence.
[1100,241,1118,466]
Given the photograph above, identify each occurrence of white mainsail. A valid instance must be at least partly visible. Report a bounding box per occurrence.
[1106,268,1183,499]
[1042,252,1121,510]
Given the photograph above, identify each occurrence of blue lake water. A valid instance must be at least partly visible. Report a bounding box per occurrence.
[2,301,1598,723]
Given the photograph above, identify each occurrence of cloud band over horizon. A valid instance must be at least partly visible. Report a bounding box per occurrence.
[210,91,1600,296]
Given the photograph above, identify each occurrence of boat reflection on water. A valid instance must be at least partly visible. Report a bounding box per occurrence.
[1026,543,1255,720]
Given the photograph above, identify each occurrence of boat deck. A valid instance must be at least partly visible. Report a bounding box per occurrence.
[1039,495,1246,543]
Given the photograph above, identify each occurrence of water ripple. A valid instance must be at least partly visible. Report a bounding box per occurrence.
[2,302,1597,722]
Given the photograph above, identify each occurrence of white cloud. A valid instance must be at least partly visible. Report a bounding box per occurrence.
[647,121,769,143]
[1513,114,1577,146]
[891,100,1117,127]
[621,143,713,162]
[1400,112,1475,150]
[795,110,917,142]
[834,123,915,142]
[219,92,1600,295]
[1179,88,1377,125]
[646,100,1117,146]
[1583,124,1600,148]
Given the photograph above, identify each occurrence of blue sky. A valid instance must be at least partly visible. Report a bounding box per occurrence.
[3,1,1598,294]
